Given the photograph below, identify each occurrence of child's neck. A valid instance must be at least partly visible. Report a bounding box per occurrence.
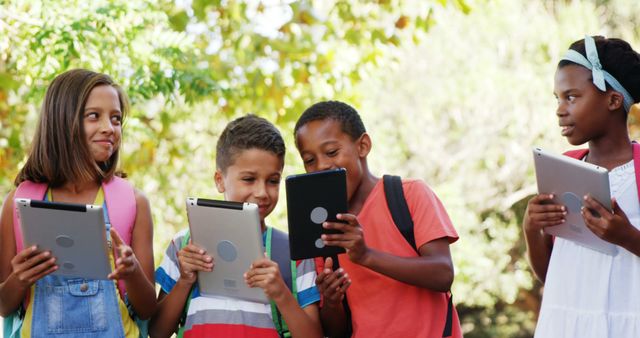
[587,133,633,171]
[348,170,378,215]
[52,180,100,204]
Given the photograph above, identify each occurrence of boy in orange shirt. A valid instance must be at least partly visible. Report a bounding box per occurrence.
[294,101,463,337]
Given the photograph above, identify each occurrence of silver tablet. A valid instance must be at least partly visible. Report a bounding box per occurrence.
[533,147,618,255]
[15,198,112,279]
[186,198,268,303]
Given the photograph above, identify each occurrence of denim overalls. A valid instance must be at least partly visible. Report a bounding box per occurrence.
[29,194,125,337]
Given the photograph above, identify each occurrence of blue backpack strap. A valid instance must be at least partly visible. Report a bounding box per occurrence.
[268,227,297,338]
[382,175,453,337]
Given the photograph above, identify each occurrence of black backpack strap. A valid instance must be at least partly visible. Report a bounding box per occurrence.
[270,228,294,338]
[382,175,453,337]
[383,175,418,252]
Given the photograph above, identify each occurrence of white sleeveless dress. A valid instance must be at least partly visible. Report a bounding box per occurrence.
[535,160,640,337]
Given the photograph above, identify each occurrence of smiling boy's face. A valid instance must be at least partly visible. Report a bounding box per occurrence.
[295,118,370,202]
[215,148,283,228]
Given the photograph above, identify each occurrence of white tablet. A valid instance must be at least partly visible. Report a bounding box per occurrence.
[186,198,268,303]
[15,198,112,279]
[533,147,618,255]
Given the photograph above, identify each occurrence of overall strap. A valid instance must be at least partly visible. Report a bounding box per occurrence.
[267,227,297,338]
[13,181,47,254]
[382,175,453,337]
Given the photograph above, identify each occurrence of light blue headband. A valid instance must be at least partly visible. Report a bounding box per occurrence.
[561,35,634,112]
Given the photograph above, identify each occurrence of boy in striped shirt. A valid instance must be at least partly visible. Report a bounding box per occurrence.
[150,115,322,338]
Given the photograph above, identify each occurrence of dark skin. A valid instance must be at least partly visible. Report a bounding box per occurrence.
[295,119,455,336]
[523,64,640,283]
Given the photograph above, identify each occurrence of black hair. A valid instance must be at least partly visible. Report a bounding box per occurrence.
[294,100,366,140]
[558,36,640,103]
[215,114,285,172]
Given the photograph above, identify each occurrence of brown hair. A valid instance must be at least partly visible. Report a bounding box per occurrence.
[15,69,129,187]
[216,114,285,173]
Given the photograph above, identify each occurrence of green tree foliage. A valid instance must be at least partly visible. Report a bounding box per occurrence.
[0,0,467,288]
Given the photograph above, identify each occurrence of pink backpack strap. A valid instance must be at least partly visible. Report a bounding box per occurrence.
[563,149,589,160]
[103,176,137,300]
[13,181,48,254]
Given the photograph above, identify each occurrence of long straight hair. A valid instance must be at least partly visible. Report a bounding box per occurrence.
[15,69,129,187]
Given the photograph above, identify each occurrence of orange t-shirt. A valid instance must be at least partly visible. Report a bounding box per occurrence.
[338,179,462,338]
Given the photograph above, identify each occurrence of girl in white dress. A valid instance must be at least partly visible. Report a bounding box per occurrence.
[523,35,640,338]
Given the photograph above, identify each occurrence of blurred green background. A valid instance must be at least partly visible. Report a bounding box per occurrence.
[2,0,640,336]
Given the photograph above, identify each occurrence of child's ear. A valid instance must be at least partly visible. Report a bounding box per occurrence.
[356,133,372,158]
[608,91,624,111]
[214,170,225,193]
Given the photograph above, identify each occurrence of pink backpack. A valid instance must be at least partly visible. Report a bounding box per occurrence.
[11,176,136,300]
[564,142,640,200]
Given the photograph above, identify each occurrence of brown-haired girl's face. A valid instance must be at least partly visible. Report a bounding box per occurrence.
[83,85,122,163]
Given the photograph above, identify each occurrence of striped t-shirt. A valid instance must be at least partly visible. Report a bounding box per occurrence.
[155,227,320,338]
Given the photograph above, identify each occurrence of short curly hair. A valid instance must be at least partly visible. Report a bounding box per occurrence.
[294,100,366,140]
[216,114,285,172]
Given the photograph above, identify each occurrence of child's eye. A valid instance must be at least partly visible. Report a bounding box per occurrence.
[567,95,576,102]
[85,112,99,120]
[303,157,315,165]
[326,150,338,157]
[111,114,122,125]
[268,178,281,185]
[242,177,255,182]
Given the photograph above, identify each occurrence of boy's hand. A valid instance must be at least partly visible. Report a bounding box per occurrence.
[108,228,141,281]
[316,257,350,308]
[321,213,370,265]
[10,245,57,289]
[176,242,214,285]
[583,196,638,247]
[523,194,566,234]
[244,256,288,302]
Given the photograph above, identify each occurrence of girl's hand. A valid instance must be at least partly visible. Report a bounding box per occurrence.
[582,196,638,247]
[176,242,214,285]
[244,256,288,302]
[10,245,57,288]
[523,194,567,234]
[315,257,350,309]
[108,228,140,280]
[321,213,370,265]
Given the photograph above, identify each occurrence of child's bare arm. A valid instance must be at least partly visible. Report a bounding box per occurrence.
[0,191,58,316]
[149,242,214,338]
[245,257,323,338]
[522,194,565,282]
[316,257,350,337]
[322,213,454,291]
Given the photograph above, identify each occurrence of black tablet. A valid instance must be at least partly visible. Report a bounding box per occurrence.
[285,168,348,260]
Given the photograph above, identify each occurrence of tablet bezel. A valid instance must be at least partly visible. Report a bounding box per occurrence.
[533,147,618,255]
[186,197,268,304]
[15,198,112,279]
[285,168,348,260]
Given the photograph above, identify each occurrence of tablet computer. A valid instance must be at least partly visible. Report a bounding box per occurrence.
[15,198,112,279]
[285,168,348,260]
[533,147,618,255]
[186,198,268,303]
